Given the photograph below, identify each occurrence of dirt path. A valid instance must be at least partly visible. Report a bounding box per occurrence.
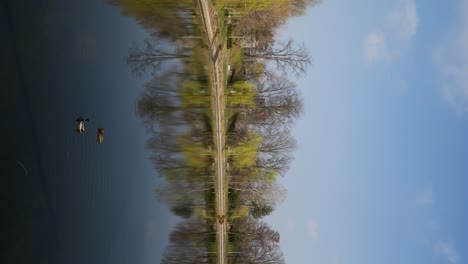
[197,0,227,264]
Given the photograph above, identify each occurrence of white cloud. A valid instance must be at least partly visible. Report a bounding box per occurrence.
[442,65,468,113]
[363,0,418,64]
[435,1,468,113]
[307,218,318,239]
[364,31,389,64]
[388,0,419,41]
[435,240,460,263]
[416,184,434,206]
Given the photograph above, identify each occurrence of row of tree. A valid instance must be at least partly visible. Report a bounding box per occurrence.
[219,0,319,260]
[109,0,319,263]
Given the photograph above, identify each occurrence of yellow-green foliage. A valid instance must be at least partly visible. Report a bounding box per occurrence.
[221,0,290,12]
[114,0,197,41]
[239,167,277,183]
[229,45,244,69]
[194,207,207,219]
[186,47,209,75]
[163,167,203,183]
[229,205,249,220]
[227,243,236,253]
[117,0,192,18]
[163,168,179,182]
[231,133,261,169]
[227,81,256,108]
[180,81,211,108]
[262,167,277,183]
[177,134,209,169]
[252,62,265,75]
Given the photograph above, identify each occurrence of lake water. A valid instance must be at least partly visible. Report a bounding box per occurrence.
[1,0,172,263]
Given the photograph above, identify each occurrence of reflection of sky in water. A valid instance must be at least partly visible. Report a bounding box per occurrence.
[1,0,172,263]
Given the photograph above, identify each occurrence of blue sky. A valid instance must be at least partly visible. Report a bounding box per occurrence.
[266,0,468,263]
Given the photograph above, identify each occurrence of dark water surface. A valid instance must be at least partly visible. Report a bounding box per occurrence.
[1,0,171,263]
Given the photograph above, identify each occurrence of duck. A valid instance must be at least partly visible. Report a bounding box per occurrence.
[76,117,89,133]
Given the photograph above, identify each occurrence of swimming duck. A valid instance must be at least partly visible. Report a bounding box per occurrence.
[76,117,89,133]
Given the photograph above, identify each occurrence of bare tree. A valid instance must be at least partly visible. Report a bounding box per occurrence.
[127,38,191,76]
[230,218,285,264]
[255,73,297,97]
[290,0,321,16]
[245,88,303,129]
[246,39,311,76]
[233,181,287,208]
[161,244,212,264]
[258,127,297,155]
[169,218,216,243]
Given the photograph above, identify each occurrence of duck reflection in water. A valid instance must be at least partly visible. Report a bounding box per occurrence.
[97,128,104,143]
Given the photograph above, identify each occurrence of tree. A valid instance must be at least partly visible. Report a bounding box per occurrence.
[230,132,262,169]
[250,203,274,219]
[246,39,311,76]
[227,81,257,108]
[222,0,290,13]
[109,0,197,41]
[127,37,191,76]
[240,182,287,209]
[230,218,285,264]
[170,204,194,219]
[169,218,215,243]
[255,87,304,128]
[107,1,318,261]
[290,0,321,16]
[161,245,212,264]
[255,151,292,177]
[231,8,282,50]
[255,73,296,97]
